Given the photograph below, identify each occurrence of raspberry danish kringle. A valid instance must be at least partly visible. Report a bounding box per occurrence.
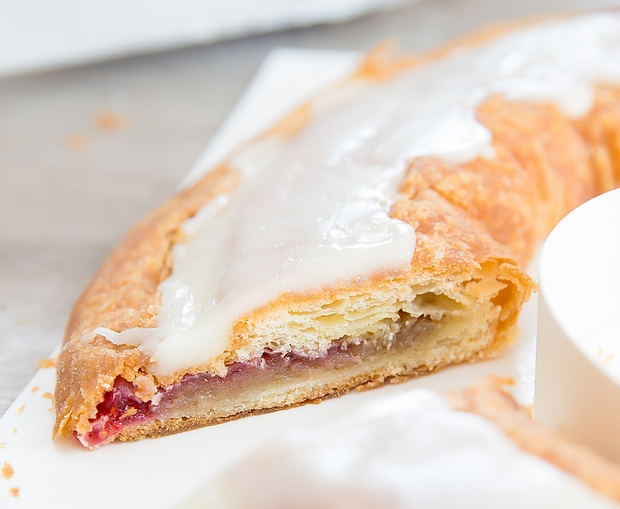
[54,13,620,448]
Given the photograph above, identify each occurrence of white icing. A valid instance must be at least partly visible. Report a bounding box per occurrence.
[189,389,620,508]
[100,13,620,376]
[82,326,158,347]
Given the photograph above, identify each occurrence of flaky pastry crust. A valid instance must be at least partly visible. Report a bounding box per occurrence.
[53,22,620,446]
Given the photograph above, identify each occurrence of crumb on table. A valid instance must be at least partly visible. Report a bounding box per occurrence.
[66,133,88,151]
[36,358,56,369]
[10,487,19,498]
[1,462,13,480]
[95,109,126,131]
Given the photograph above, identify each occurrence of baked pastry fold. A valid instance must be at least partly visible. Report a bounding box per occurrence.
[53,13,620,448]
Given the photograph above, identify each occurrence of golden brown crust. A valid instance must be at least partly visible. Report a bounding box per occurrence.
[573,85,620,193]
[447,377,620,503]
[404,93,605,266]
[53,20,620,444]
[54,165,239,437]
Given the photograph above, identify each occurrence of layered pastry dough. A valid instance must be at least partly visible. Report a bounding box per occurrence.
[54,13,620,448]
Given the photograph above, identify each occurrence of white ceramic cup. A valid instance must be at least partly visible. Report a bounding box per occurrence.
[535,189,620,463]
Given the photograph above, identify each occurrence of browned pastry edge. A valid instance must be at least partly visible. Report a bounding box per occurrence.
[446,377,620,503]
[53,16,620,442]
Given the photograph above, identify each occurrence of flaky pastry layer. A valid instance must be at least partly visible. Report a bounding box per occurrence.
[53,28,620,446]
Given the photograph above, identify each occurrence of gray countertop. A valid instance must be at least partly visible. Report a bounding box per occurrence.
[0,0,616,416]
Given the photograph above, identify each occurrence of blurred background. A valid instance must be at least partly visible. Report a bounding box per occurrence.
[0,0,617,415]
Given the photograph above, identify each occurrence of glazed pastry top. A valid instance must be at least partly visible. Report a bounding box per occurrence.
[87,13,620,377]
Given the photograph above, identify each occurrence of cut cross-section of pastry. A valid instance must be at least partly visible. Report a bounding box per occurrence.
[54,12,620,448]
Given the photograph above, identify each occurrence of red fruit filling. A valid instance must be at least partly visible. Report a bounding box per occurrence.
[78,377,156,448]
[78,347,345,448]
[76,311,434,448]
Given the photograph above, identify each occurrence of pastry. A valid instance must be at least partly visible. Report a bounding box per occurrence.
[54,12,620,448]
[186,377,620,508]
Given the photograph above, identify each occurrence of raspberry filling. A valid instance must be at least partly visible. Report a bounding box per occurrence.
[78,377,155,448]
[78,347,350,448]
[78,315,436,448]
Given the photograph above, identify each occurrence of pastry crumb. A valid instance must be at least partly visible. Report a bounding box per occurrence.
[120,408,137,419]
[0,443,5,449]
[1,462,13,479]
[36,358,56,369]
[10,487,19,498]
[596,348,615,364]
[30,386,39,393]
[356,380,383,392]
[16,405,25,417]
[66,133,88,151]
[389,375,412,385]
[95,110,126,131]
[42,392,53,399]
